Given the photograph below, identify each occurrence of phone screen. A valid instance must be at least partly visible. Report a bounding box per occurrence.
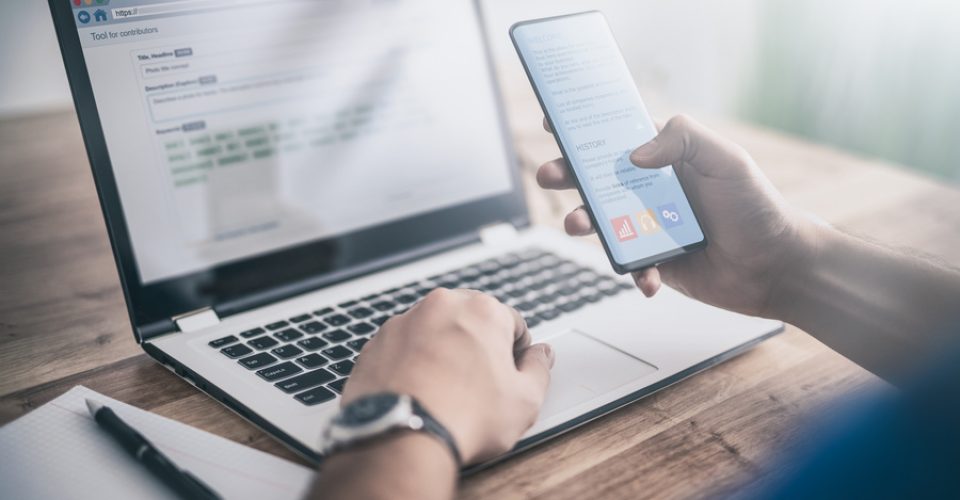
[511,12,706,273]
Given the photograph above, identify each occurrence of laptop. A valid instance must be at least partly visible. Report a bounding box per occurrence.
[49,0,782,470]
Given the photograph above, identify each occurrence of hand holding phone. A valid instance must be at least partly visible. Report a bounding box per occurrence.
[511,11,706,274]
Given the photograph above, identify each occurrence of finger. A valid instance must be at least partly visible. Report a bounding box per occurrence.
[507,304,531,348]
[542,116,553,134]
[629,114,750,176]
[564,206,595,236]
[536,158,576,190]
[631,267,662,297]
[628,115,692,169]
[516,343,554,403]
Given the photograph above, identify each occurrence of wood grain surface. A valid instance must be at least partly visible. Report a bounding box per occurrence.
[1,101,958,499]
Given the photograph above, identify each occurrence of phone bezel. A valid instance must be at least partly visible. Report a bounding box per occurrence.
[510,11,708,275]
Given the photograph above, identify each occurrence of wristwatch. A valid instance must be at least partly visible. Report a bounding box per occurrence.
[320,393,462,466]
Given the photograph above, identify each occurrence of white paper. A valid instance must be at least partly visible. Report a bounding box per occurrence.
[0,386,314,500]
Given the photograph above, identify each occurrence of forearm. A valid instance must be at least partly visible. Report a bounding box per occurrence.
[308,432,457,500]
[771,223,960,382]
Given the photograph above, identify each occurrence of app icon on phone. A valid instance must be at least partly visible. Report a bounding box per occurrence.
[636,209,661,234]
[611,215,637,242]
[656,203,684,229]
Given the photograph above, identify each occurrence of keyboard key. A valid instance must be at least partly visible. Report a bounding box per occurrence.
[208,335,238,348]
[348,322,375,335]
[297,337,328,351]
[529,279,550,291]
[313,307,334,316]
[221,344,253,358]
[266,320,289,331]
[394,294,417,304]
[346,338,368,352]
[300,321,327,334]
[296,353,328,369]
[238,352,276,369]
[289,314,312,323]
[330,360,354,376]
[498,253,522,267]
[274,328,303,342]
[271,344,304,359]
[485,280,505,291]
[256,362,302,381]
[526,316,541,328]
[558,299,585,313]
[327,378,347,394]
[322,345,352,360]
[239,327,265,338]
[599,285,620,296]
[371,315,390,326]
[361,293,381,301]
[537,308,561,322]
[347,307,374,319]
[515,301,538,312]
[278,369,336,394]
[507,288,528,298]
[324,314,352,327]
[248,336,279,350]
[322,329,351,342]
[338,300,359,308]
[583,292,603,303]
[294,386,337,406]
[536,292,560,305]
[371,300,395,311]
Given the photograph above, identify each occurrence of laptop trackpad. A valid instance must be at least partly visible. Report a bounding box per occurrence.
[538,330,658,420]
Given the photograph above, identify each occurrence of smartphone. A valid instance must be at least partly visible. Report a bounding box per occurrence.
[510,11,707,274]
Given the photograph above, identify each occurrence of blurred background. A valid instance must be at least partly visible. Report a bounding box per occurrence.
[3,0,959,181]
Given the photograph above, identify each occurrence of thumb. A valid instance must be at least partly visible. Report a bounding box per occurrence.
[629,114,694,169]
[516,343,554,402]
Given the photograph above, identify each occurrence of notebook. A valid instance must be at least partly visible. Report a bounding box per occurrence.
[0,385,314,500]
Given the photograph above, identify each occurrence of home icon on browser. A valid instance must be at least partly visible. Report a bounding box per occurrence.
[93,8,108,22]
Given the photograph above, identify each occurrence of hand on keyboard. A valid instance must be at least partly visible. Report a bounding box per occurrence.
[341,288,555,465]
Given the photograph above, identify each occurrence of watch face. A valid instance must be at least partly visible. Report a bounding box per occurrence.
[341,393,401,426]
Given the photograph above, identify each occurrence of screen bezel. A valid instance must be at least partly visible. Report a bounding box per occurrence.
[48,0,529,339]
[510,11,707,275]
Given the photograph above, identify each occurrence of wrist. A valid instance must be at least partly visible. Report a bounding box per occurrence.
[763,214,831,322]
[331,430,458,470]
[316,431,457,500]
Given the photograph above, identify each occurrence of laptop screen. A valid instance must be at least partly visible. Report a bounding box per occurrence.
[68,0,515,285]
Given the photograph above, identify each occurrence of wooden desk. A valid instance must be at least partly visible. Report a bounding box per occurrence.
[1,106,958,499]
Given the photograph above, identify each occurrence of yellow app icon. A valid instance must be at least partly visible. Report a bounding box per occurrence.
[636,209,661,234]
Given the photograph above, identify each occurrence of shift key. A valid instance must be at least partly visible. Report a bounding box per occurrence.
[275,368,336,394]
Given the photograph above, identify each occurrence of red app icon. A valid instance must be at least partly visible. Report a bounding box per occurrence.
[610,215,637,242]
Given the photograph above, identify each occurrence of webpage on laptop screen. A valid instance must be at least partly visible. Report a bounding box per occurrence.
[71,0,513,283]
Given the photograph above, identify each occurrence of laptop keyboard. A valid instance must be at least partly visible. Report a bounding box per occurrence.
[208,248,634,406]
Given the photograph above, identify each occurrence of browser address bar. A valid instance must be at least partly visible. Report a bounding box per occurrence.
[111,0,270,20]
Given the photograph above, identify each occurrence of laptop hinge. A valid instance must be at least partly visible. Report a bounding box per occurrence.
[172,307,220,333]
[479,222,519,248]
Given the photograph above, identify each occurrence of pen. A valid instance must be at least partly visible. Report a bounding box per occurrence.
[85,399,221,500]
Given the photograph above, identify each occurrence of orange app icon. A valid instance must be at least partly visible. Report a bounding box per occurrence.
[610,215,637,242]
[636,209,661,234]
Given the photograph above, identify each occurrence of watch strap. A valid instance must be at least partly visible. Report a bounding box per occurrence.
[411,398,463,468]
